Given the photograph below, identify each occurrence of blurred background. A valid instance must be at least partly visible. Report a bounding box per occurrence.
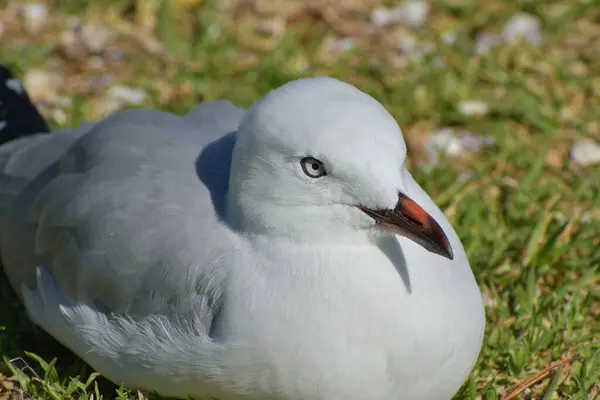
[0,0,599,399]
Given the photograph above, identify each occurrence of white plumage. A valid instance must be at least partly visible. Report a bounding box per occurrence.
[1,77,485,400]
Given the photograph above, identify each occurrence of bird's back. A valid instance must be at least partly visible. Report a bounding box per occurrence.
[0,101,244,318]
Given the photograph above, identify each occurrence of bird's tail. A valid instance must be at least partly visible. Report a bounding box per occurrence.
[0,66,50,146]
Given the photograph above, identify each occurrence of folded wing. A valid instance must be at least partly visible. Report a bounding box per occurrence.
[0,102,244,321]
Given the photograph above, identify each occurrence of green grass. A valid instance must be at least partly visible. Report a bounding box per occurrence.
[1,0,599,398]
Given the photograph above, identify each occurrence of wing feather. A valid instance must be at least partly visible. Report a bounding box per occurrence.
[1,103,244,320]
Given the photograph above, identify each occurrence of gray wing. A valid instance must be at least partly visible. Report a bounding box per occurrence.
[0,101,244,318]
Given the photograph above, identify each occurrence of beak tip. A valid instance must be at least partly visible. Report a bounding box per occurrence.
[359,195,455,262]
[440,245,454,261]
[419,225,454,261]
[426,217,454,261]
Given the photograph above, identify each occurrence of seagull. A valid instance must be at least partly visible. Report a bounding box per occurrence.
[0,75,485,400]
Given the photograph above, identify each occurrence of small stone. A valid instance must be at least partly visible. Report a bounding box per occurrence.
[56,96,72,109]
[60,30,86,60]
[371,1,429,28]
[425,128,495,166]
[455,130,495,152]
[88,75,115,90]
[80,24,114,53]
[256,17,286,39]
[391,55,409,69]
[474,33,504,55]
[23,69,61,104]
[106,85,147,106]
[100,99,126,117]
[370,7,391,27]
[397,1,429,27]
[395,35,418,54]
[502,13,543,47]
[570,139,600,167]
[322,37,355,55]
[395,35,434,61]
[457,100,489,117]
[50,109,68,125]
[88,86,147,119]
[21,3,48,34]
[502,177,520,188]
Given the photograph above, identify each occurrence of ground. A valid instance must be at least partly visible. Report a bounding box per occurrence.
[0,0,599,399]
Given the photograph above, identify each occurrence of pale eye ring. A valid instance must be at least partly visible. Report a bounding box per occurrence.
[300,157,327,178]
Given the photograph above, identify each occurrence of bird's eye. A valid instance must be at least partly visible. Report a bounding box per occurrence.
[300,157,327,178]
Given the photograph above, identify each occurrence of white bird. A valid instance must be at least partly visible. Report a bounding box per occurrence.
[0,77,485,400]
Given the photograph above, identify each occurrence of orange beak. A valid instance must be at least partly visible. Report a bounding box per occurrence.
[358,193,454,260]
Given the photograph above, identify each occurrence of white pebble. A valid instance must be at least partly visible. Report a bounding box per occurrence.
[51,109,68,125]
[396,36,418,54]
[502,13,543,47]
[398,1,429,27]
[60,29,86,60]
[425,128,495,166]
[56,96,72,109]
[88,75,115,90]
[395,36,434,60]
[23,69,60,104]
[322,37,355,55]
[22,3,48,34]
[458,100,489,117]
[570,139,600,167]
[81,24,114,53]
[391,55,409,69]
[371,1,429,28]
[106,85,147,106]
[256,17,286,38]
[474,33,504,55]
[456,130,495,151]
[100,99,125,117]
[371,7,391,27]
